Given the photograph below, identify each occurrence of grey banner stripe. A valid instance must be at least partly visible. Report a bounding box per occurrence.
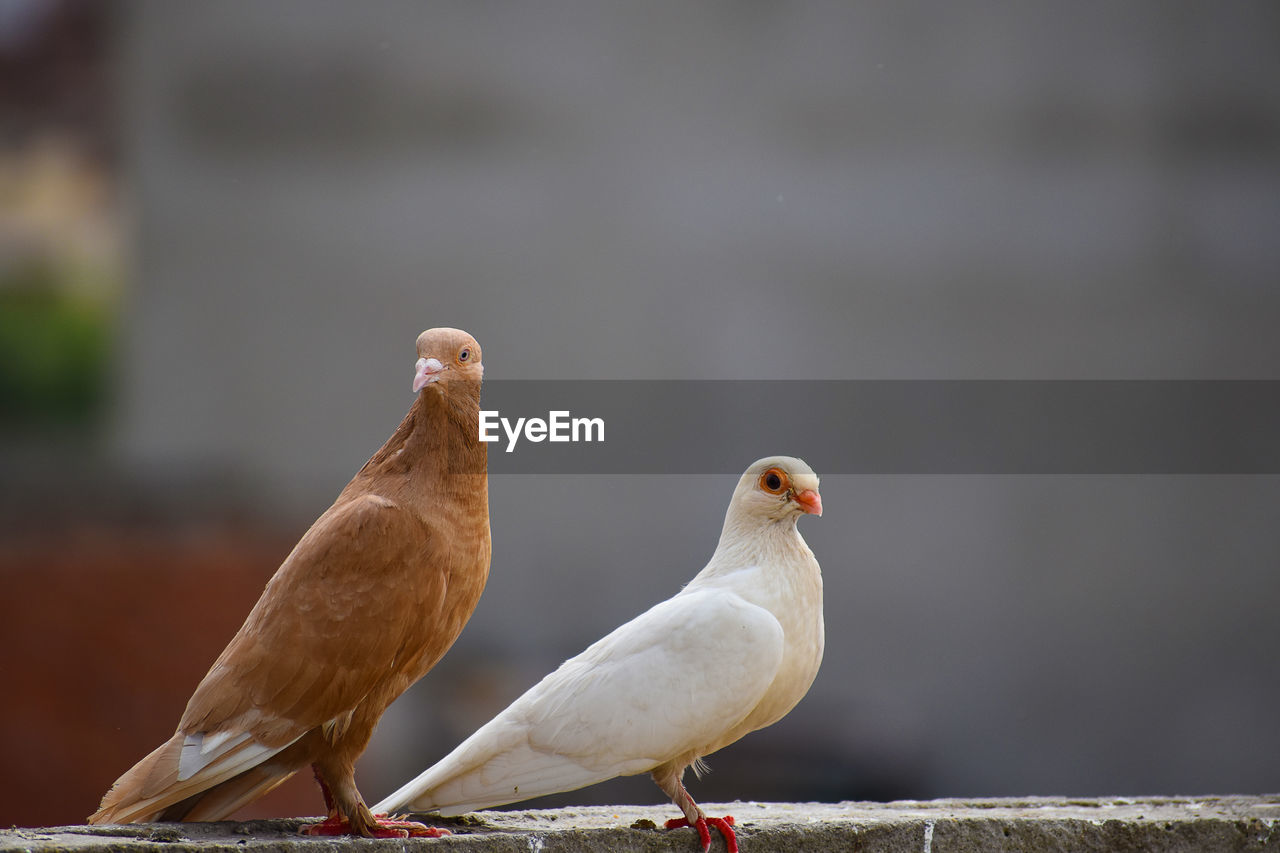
[459,380,1280,475]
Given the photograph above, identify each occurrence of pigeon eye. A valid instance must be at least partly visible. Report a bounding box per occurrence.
[458,347,471,363]
[759,468,787,494]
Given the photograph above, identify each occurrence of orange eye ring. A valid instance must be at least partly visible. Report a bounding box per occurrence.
[758,467,789,495]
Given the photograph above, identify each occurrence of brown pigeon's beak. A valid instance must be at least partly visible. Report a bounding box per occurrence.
[412,357,445,392]
[793,489,822,516]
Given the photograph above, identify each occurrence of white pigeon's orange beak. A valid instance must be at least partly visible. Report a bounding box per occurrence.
[413,357,445,392]
[793,488,822,516]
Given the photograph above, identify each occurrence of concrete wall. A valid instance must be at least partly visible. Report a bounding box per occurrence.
[102,0,1280,810]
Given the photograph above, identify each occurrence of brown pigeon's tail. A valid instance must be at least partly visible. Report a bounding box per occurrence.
[166,755,301,822]
[88,731,300,825]
[89,732,186,825]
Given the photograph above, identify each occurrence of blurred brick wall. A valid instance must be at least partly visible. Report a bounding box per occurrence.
[0,524,324,828]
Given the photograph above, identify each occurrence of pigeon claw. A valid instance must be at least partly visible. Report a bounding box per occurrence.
[374,813,453,838]
[665,815,737,853]
[299,814,451,839]
[374,817,451,839]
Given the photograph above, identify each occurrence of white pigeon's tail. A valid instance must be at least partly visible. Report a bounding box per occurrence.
[374,724,639,816]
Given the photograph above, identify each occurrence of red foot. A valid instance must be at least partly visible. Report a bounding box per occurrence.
[300,814,451,839]
[665,815,737,853]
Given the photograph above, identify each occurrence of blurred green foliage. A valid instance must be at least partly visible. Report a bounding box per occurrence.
[0,263,113,427]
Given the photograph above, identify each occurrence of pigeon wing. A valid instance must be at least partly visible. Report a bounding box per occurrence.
[94,494,445,822]
[377,587,785,815]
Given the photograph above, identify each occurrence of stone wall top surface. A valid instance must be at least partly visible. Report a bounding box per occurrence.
[6,797,1278,853]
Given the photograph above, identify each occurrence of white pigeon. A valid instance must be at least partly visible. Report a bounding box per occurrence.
[374,456,824,853]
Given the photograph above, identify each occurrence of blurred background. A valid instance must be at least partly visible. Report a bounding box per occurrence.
[2,0,1278,829]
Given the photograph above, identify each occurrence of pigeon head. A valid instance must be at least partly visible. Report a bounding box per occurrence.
[732,455,822,522]
[413,327,484,393]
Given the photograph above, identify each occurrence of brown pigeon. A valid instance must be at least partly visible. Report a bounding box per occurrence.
[89,327,491,838]
[375,456,823,853]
